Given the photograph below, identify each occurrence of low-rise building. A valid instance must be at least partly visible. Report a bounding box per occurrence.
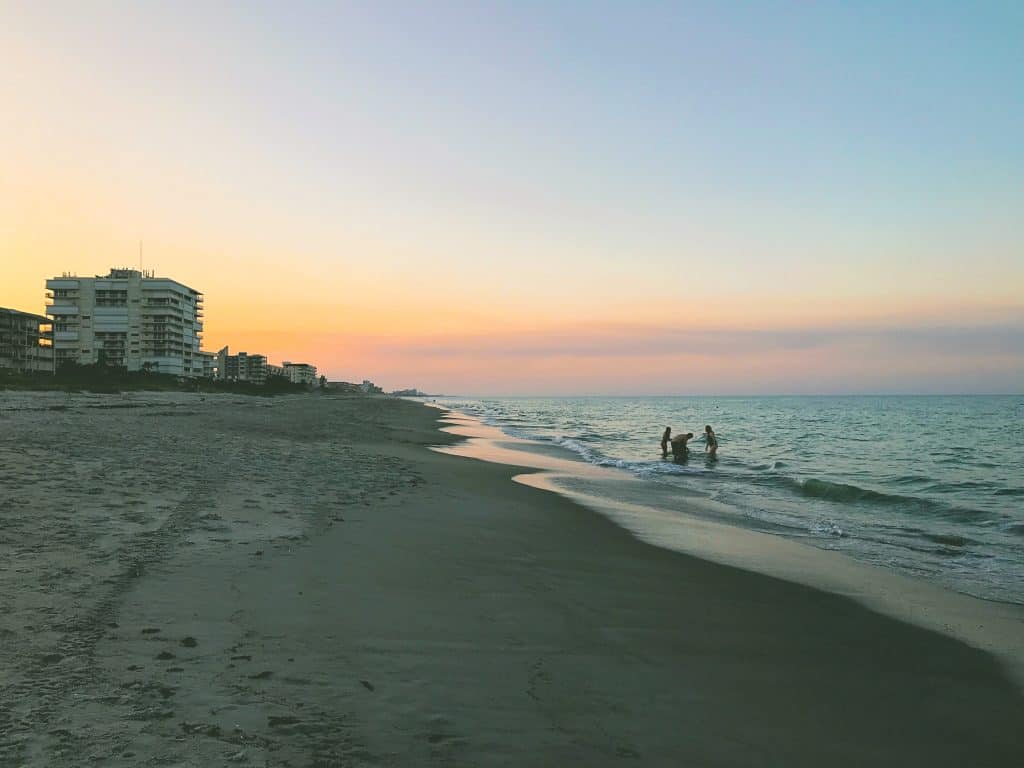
[283,361,317,386]
[216,346,268,383]
[0,307,53,373]
[239,353,267,383]
[196,350,215,379]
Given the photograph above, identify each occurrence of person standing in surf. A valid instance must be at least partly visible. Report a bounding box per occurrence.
[660,426,672,456]
[671,432,694,461]
[704,425,718,456]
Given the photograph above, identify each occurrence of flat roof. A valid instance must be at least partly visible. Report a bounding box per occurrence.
[46,269,202,295]
[0,306,50,323]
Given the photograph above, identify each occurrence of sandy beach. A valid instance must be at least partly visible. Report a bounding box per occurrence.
[1,392,1022,766]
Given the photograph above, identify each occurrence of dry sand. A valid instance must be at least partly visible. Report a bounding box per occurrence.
[0,392,1021,766]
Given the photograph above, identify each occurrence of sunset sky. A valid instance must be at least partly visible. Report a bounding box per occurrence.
[2,2,1021,394]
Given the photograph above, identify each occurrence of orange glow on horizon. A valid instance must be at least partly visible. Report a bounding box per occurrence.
[2,7,1021,394]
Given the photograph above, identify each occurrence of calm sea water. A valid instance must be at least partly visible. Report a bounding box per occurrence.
[435,396,1024,604]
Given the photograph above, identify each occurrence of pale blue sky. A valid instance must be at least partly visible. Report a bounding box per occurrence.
[2,1,1022,392]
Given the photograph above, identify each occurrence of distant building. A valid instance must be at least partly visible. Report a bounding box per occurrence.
[0,307,53,373]
[215,346,268,383]
[283,361,317,386]
[196,349,215,379]
[45,268,205,376]
[239,352,267,383]
[266,363,285,379]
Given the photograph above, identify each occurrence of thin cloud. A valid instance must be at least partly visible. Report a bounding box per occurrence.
[357,323,1024,361]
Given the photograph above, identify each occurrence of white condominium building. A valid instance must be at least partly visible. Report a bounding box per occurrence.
[283,361,317,386]
[45,268,205,377]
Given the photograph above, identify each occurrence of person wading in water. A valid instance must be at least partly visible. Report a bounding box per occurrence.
[704,425,718,457]
[671,432,694,462]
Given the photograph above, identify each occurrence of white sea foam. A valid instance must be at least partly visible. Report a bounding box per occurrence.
[434,395,1024,605]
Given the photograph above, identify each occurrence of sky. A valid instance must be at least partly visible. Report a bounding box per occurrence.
[1,1,1022,394]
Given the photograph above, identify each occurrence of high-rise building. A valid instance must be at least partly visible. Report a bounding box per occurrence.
[45,268,205,376]
[0,307,53,373]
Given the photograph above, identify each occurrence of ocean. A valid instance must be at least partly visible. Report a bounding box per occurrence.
[434,395,1024,605]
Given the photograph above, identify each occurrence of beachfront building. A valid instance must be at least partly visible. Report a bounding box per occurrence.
[238,353,267,383]
[216,346,269,383]
[360,379,383,394]
[197,350,215,379]
[45,268,205,376]
[0,307,53,373]
[266,363,285,379]
[214,346,229,380]
[283,361,317,386]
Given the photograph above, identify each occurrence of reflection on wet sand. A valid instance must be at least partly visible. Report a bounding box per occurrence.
[431,407,1024,688]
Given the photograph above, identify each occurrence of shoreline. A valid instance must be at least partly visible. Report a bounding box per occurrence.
[430,406,1024,687]
[425,394,1024,608]
[1,392,1022,765]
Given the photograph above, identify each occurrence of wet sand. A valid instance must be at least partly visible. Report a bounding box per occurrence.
[0,392,1021,766]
